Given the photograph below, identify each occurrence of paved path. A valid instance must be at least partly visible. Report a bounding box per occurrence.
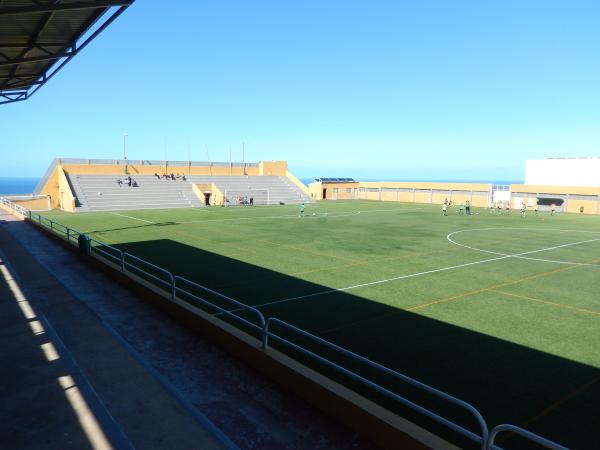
[0,209,377,450]
[0,210,234,450]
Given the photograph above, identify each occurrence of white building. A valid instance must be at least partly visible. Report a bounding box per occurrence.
[525,157,600,187]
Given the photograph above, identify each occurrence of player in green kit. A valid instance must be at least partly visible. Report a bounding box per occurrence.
[300,203,305,217]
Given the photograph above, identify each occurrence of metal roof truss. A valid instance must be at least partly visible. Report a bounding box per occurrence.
[0,0,134,105]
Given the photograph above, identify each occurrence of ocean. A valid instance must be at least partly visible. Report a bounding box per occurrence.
[0,177,40,195]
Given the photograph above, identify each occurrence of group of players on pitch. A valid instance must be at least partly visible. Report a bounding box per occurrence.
[442,198,557,217]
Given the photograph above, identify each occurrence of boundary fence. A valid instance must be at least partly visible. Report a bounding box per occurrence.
[0,196,569,450]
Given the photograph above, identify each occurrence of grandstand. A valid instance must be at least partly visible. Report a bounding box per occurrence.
[69,174,204,211]
[31,158,312,212]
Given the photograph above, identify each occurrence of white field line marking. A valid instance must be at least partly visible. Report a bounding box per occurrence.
[222,236,600,313]
[111,212,155,224]
[447,227,600,267]
[176,207,422,224]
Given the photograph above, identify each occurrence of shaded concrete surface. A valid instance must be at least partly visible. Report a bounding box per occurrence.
[0,210,234,450]
[0,254,101,449]
[1,211,378,450]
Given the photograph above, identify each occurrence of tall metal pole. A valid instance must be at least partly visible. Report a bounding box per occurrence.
[187,140,191,176]
[164,137,167,174]
[242,141,246,175]
[123,133,128,174]
[206,144,211,176]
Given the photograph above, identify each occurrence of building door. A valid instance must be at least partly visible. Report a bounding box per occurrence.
[322,188,327,199]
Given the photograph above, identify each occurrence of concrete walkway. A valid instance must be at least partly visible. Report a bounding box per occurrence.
[0,210,235,450]
[0,209,378,450]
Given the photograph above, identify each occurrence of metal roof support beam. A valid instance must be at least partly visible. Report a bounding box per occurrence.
[0,1,134,104]
[27,4,130,98]
[0,51,75,67]
[0,42,73,48]
[0,91,28,104]
[0,1,133,16]
[0,74,42,79]
[1,7,56,89]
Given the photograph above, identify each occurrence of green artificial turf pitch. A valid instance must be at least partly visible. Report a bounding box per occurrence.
[44,201,600,448]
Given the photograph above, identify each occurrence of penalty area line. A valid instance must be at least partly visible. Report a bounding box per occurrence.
[110,212,156,224]
[221,236,600,314]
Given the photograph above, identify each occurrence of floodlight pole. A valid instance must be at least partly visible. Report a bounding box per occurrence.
[123,133,128,173]
[187,140,191,176]
[243,141,246,175]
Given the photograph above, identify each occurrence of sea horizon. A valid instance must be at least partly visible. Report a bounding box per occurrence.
[0,177,40,195]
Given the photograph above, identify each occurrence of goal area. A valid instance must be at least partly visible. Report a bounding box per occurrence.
[224,189,270,206]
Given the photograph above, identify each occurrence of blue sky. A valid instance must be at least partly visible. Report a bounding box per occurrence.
[2,1,599,181]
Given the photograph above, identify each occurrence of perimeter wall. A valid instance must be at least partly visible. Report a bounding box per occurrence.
[310,181,600,214]
[311,181,492,207]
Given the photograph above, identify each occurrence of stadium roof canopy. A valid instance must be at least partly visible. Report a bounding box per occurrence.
[0,0,134,105]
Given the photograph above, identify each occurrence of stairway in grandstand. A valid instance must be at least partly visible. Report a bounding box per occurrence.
[68,174,312,212]
[69,175,204,211]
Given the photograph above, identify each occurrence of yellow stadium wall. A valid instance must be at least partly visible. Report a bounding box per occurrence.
[259,161,288,176]
[430,193,448,204]
[324,183,360,200]
[336,190,358,200]
[566,199,598,215]
[37,166,60,208]
[365,191,379,201]
[57,165,76,212]
[193,183,225,206]
[286,170,311,197]
[414,191,431,203]
[308,182,323,200]
[360,181,491,191]
[13,197,50,211]
[352,182,492,207]
[397,191,413,202]
[381,191,398,202]
[61,163,260,177]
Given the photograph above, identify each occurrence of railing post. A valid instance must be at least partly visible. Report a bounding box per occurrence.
[120,251,125,272]
[50,220,53,231]
[66,228,70,242]
[261,319,270,349]
[171,274,176,300]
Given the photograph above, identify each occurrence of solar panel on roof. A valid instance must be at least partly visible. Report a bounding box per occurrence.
[314,177,355,183]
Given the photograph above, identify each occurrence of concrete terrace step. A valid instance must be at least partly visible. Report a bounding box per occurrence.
[67,173,310,211]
